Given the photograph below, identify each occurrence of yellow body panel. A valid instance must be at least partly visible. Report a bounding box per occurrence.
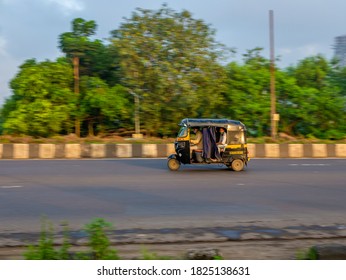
[229,151,244,155]
[226,144,247,149]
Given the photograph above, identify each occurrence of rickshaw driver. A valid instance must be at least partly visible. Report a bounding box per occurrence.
[190,127,203,154]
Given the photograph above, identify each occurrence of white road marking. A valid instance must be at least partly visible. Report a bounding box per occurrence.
[0,186,23,189]
[289,163,330,166]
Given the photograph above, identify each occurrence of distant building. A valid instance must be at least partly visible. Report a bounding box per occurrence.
[334,35,346,67]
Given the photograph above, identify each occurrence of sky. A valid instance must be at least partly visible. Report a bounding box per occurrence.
[1,0,346,104]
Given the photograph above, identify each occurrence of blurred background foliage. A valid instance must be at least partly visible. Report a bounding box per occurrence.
[0,5,345,140]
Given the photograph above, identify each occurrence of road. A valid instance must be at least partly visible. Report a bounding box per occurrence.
[0,158,345,233]
[1,158,346,260]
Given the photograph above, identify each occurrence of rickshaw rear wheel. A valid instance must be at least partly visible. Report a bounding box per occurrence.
[231,159,244,171]
[168,158,181,171]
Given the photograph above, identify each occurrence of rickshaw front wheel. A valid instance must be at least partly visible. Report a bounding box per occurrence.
[168,158,181,171]
[231,159,244,172]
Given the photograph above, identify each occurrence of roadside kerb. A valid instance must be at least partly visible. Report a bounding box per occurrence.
[0,143,345,159]
[39,144,56,159]
[336,144,346,157]
[13,144,29,159]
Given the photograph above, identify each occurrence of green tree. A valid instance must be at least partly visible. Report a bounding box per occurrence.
[283,55,346,139]
[111,4,229,136]
[291,54,328,90]
[59,18,98,78]
[223,49,271,136]
[1,59,76,137]
[275,71,303,135]
[79,77,132,136]
[80,41,122,87]
[59,18,98,137]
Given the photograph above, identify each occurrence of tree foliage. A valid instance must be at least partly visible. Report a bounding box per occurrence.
[1,59,76,137]
[59,18,97,60]
[223,49,271,136]
[111,4,229,135]
[0,6,345,140]
[282,55,346,139]
[59,18,121,85]
[223,51,345,139]
[79,77,132,135]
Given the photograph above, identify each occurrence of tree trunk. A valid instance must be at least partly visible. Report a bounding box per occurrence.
[73,56,80,137]
[88,120,94,137]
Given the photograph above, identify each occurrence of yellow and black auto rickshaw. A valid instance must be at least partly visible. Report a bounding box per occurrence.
[167,118,249,171]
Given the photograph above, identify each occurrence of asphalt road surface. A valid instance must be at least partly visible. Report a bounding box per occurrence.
[0,158,345,233]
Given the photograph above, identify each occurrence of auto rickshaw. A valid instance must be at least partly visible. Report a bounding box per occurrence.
[167,118,249,171]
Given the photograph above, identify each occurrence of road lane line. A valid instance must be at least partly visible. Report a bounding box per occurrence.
[0,186,23,189]
[289,163,330,166]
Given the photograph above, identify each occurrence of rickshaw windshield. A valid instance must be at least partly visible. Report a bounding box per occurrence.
[177,126,188,137]
[228,131,246,144]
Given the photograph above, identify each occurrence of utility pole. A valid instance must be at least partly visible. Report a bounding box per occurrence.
[269,10,278,140]
[131,91,141,137]
[131,70,143,139]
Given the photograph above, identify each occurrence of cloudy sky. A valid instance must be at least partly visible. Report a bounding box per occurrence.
[1,0,346,103]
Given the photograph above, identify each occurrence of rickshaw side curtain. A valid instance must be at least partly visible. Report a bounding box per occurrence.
[202,127,221,160]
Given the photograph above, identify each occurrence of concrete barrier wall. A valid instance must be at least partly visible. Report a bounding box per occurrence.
[0,143,345,159]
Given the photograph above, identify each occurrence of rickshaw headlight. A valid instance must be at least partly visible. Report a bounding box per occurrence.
[176,142,185,149]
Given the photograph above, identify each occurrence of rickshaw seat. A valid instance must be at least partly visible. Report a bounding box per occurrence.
[193,149,203,163]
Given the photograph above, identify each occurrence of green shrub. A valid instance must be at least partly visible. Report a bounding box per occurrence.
[24,219,70,260]
[24,218,224,260]
[296,247,318,260]
[24,218,119,260]
[80,218,119,260]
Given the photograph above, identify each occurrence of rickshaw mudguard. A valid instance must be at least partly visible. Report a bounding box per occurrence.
[168,153,190,164]
[168,154,178,160]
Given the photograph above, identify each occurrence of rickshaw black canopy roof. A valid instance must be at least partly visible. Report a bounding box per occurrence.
[179,118,246,130]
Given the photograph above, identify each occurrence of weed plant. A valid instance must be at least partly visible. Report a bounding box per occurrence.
[24,219,70,260]
[24,218,119,260]
[24,218,172,260]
